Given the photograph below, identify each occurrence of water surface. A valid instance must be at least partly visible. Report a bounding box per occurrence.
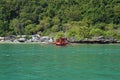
[0,44,120,80]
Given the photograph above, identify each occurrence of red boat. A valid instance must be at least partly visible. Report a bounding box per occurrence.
[55,37,69,46]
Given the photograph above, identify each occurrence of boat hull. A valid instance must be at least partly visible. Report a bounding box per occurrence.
[55,42,68,46]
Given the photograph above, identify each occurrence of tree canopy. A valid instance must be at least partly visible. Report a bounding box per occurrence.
[0,0,120,39]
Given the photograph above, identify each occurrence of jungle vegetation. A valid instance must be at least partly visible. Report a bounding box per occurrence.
[0,0,120,40]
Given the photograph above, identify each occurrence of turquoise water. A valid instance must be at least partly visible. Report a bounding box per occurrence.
[0,44,120,80]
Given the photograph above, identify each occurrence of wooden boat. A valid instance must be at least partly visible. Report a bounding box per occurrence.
[55,37,69,46]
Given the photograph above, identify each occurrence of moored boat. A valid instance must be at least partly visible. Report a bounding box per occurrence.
[55,37,69,46]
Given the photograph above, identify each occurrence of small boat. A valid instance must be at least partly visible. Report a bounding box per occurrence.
[55,37,69,46]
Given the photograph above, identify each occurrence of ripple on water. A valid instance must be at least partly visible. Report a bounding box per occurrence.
[0,44,120,80]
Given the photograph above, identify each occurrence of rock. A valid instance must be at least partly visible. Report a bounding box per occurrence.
[18,38,26,42]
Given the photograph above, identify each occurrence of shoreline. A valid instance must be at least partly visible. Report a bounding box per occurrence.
[0,41,120,45]
[0,41,50,44]
[71,41,120,44]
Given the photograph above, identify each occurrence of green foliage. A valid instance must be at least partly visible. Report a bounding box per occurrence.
[104,30,115,37]
[24,24,36,35]
[0,0,120,40]
[55,31,64,39]
[90,28,104,37]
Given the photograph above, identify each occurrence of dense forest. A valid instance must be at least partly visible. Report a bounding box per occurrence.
[0,0,120,40]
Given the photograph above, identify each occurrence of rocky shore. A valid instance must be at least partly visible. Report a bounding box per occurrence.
[0,35,54,44]
[71,40,120,44]
[70,36,120,44]
[0,35,120,44]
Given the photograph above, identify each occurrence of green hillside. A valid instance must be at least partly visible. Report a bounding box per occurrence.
[0,0,120,40]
